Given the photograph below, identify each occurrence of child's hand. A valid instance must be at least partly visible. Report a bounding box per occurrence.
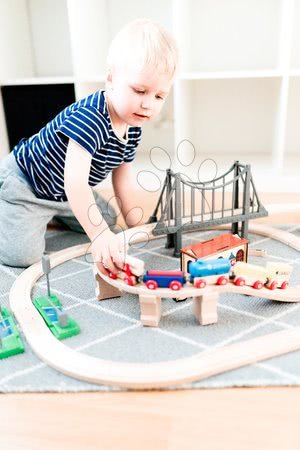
[91,228,126,276]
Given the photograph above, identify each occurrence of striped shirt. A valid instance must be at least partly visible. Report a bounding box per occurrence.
[13,90,142,202]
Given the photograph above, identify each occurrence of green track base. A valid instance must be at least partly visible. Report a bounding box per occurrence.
[0,308,25,359]
[33,295,80,340]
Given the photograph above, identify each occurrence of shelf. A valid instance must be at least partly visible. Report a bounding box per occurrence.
[3,71,300,87]
[27,0,72,77]
[177,78,280,156]
[284,77,300,158]
[75,77,106,84]
[0,76,75,86]
[179,70,284,80]
[0,0,72,81]
[0,76,110,87]
[106,0,173,37]
[291,0,300,69]
[179,0,281,73]
[0,0,299,190]
[289,69,300,77]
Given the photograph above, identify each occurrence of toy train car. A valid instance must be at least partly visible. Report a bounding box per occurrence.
[143,270,186,290]
[230,261,292,290]
[188,258,231,288]
[108,255,145,286]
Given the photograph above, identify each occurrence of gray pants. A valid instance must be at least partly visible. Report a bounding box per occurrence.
[0,153,116,268]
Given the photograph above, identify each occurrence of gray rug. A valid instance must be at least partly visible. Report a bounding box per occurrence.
[1,225,300,392]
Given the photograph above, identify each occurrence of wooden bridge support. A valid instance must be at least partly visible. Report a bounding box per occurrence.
[139,294,162,327]
[193,292,219,325]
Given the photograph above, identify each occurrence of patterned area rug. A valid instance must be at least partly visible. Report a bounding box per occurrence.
[1,225,300,392]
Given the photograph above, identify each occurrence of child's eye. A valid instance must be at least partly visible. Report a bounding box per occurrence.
[133,88,145,94]
[156,95,164,100]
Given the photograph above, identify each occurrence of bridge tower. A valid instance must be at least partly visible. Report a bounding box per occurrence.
[147,161,268,256]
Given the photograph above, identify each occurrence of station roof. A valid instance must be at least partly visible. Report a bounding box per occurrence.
[181,233,249,259]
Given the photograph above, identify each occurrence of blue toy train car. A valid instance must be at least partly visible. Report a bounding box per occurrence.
[188,258,231,288]
[143,270,186,291]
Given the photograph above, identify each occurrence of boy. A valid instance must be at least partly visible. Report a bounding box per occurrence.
[0,19,178,275]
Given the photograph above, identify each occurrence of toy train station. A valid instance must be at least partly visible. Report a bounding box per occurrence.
[180,233,249,274]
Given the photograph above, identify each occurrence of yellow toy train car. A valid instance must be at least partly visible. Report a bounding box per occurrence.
[230,261,292,290]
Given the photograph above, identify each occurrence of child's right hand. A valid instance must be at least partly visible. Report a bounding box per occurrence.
[91,228,126,276]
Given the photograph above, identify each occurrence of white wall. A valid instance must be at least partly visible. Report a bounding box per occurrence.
[28,0,73,77]
[0,0,34,80]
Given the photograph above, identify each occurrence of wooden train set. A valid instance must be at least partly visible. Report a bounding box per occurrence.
[96,246,294,327]
[8,222,300,389]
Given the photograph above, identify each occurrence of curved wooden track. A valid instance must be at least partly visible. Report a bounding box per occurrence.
[9,222,300,389]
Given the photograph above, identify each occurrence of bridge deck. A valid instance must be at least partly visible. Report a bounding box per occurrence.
[152,207,267,234]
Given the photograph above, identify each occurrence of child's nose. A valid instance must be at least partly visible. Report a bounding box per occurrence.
[141,96,152,110]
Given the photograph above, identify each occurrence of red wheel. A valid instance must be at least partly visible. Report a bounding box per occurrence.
[109,272,117,280]
[124,276,134,286]
[217,276,228,286]
[281,281,289,289]
[195,279,206,289]
[234,277,245,287]
[146,280,158,290]
[169,280,182,291]
[253,280,263,290]
[269,281,278,290]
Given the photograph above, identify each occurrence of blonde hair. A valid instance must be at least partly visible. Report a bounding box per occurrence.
[106,19,178,78]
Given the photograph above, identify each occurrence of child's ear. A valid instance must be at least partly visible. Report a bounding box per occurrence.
[106,68,113,89]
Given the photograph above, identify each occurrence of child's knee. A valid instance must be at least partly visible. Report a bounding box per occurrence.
[6,252,42,268]
[0,236,44,268]
[0,249,43,268]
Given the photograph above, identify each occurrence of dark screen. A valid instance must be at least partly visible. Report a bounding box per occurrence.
[1,83,75,149]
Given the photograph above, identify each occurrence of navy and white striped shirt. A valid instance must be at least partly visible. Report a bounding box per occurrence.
[13,90,142,202]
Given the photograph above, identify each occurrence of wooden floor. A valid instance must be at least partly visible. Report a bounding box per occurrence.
[2,389,300,450]
[1,189,300,450]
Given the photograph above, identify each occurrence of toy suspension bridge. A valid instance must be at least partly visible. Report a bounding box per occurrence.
[147,161,268,256]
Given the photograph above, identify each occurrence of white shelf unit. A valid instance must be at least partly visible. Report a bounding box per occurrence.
[0,0,299,191]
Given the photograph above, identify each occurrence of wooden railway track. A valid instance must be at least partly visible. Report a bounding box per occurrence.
[9,222,300,389]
